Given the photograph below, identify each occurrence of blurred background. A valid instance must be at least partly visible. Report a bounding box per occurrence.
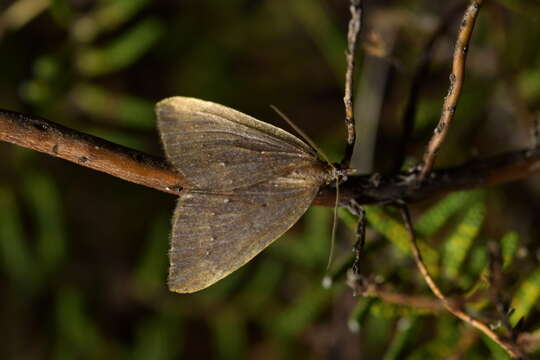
[1,0,540,358]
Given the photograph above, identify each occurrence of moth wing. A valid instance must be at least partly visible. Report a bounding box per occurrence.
[157,96,318,190]
[168,175,321,293]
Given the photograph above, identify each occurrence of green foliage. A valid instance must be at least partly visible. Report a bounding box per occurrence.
[382,316,419,360]
[0,186,38,291]
[511,267,540,325]
[55,288,110,358]
[77,18,163,76]
[442,196,485,280]
[364,205,439,273]
[71,83,155,129]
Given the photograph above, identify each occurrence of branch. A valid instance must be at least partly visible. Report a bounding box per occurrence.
[0,109,187,194]
[2,108,540,207]
[399,205,529,359]
[341,0,363,168]
[315,147,540,206]
[419,0,484,181]
[348,272,456,312]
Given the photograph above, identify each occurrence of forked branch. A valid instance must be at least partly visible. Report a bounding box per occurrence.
[398,205,529,359]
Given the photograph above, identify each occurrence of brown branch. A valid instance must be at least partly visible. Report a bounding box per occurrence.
[341,0,362,168]
[419,0,484,181]
[399,205,529,359]
[0,109,187,194]
[348,272,451,312]
[2,108,540,208]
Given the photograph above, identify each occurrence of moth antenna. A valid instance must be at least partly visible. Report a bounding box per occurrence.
[270,105,335,169]
[326,177,340,271]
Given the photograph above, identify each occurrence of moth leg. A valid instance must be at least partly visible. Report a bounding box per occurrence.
[347,199,365,274]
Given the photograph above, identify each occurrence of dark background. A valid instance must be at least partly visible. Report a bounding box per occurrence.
[1,0,540,359]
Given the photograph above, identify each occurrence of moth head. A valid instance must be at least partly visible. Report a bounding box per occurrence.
[328,163,357,185]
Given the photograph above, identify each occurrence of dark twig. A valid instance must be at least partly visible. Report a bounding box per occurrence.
[347,199,365,274]
[487,241,515,336]
[398,204,529,359]
[419,0,484,181]
[317,146,540,206]
[341,0,363,168]
[394,2,466,172]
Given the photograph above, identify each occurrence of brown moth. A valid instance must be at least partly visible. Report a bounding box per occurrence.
[157,97,339,293]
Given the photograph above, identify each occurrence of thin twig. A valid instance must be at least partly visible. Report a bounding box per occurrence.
[394,2,466,172]
[487,241,515,336]
[348,272,465,312]
[341,0,363,168]
[398,204,529,359]
[419,0,484,181]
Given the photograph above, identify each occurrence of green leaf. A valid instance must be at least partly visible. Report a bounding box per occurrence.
[383,317,418,360]
[134,215,170,297]
[405,317,461,359]
[77,18,163,76]
[510,267,540,325]
[22,173,66,274]
[71,83,155,129]
[238,259,284,314]
[55,288,107,358]
[500,231,519,269]
[271,206,332,268]
[465,232,518,297]
[415,191,483,237]
[0,187,37,290]
[443,200,486,279]
[92,0,151,36]
[365,206,439,273]
[132,316,183,360]
[348,298,375,333]
[268,284,333,339]
[482,333,511,360]
[212,308,247,360]
[288,0,346,81]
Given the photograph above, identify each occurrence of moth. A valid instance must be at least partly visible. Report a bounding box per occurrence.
[157,97,347,293]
